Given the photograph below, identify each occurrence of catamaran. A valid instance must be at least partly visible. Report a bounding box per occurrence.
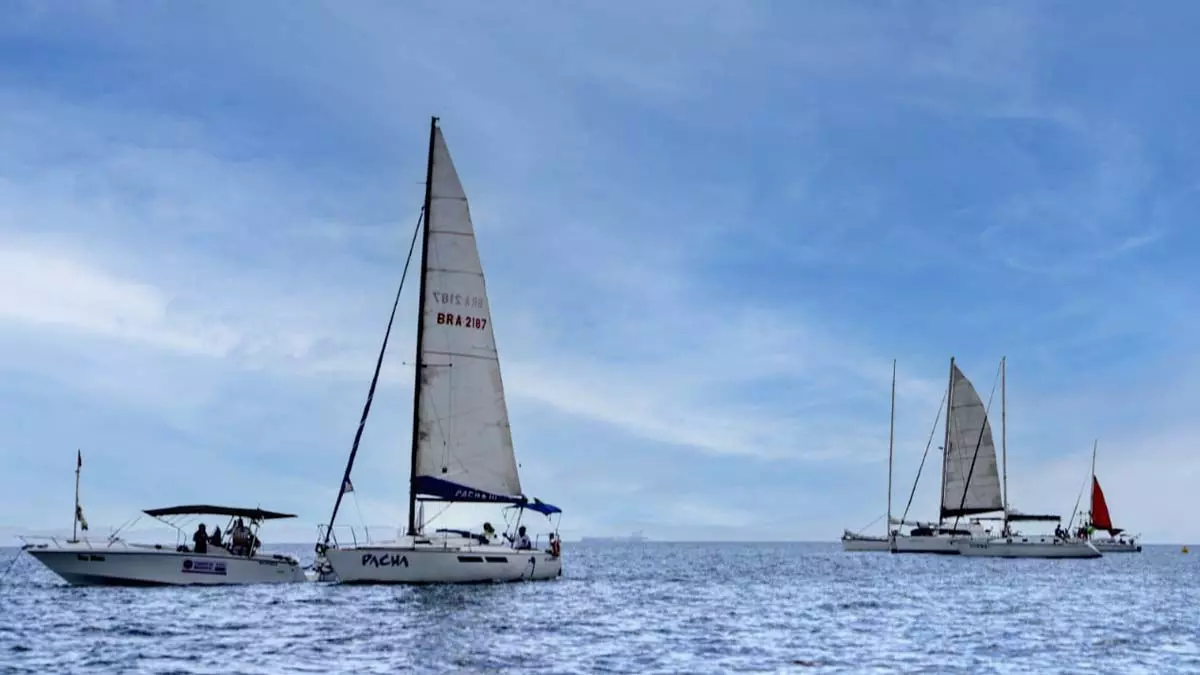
[842,360,897,552]
[951,357,1100,559]
[889,358,1000,555]
[314,117,563,584]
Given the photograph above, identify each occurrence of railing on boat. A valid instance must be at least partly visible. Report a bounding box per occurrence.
[315,524,558,552]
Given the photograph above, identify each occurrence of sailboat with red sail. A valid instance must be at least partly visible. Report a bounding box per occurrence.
[1080,441,1141,553]
[1087,475,1141,553]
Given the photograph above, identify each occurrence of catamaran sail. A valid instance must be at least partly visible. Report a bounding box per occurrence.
[941,362,1004,519]
[316,117,563,584]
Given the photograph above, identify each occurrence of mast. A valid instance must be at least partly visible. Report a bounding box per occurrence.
[72,449,81,542]
[1088,438,1098,526]
[939,357,955,522]
[407,115,438,536]
[887,359,896,536]
[1001,355,1007,516]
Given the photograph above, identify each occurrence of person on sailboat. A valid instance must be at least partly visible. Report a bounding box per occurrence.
[208,525,223,548]
[476,522,498,545]
[192,524,209,554]
[507,526,532,550]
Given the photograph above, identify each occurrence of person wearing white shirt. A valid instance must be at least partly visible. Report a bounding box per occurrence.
[507,525,533,550]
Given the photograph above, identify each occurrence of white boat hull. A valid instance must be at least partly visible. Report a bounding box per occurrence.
[956,536,1102,559]
[25,545,306,586]
[890,534,962,555]
[1092,538,1142,553]
[324,539,562,584]
[841,535,889,552]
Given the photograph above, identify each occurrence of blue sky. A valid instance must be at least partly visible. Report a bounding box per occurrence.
[2,2,1198,544]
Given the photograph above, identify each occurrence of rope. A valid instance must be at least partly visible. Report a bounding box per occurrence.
[321,209,423,547]
[853,513,884,534]
[899,389,948,525]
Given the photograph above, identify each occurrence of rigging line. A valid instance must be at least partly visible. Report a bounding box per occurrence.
[351,491,368,542]
[320,209,424,548]
[854,513,884,534]
[1066,471,1090,531]
[951,358,1003,533]
[899,389,948,526]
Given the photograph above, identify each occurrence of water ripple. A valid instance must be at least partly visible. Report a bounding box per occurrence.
[2,543,1199,673]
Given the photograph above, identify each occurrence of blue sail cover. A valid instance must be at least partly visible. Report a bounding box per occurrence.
[414,476,561,515]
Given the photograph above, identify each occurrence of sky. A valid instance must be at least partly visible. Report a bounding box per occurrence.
[2,2,1199,545]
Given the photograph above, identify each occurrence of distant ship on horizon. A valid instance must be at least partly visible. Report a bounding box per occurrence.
[580,530,648,543]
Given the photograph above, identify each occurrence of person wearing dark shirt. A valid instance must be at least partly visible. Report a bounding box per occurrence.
[192,524,208,554]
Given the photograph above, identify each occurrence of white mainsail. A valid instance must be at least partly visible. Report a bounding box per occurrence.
[413,127,523,502]
[941,362,1004,516]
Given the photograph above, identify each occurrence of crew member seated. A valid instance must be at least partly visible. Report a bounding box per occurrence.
[475,522,498,545]
[208,525,223,548]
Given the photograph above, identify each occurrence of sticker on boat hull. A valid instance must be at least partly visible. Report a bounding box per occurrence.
[181,559,227,576]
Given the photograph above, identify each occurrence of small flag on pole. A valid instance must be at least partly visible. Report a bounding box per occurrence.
[340,478,354,495]
[77,449,82,470]
[75,504,89,531]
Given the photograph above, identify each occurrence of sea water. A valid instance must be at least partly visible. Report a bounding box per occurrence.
[1,542,1197,674]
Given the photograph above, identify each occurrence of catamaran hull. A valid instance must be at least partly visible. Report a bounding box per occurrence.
[25,548,306,586]
[890,535,962,555]
[324,546,562,584]
[842,536,889,552]
[956,538,1102,559]
[1092,539,1141,553]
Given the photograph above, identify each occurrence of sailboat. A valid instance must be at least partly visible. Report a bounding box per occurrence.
[1080,441,1141,553]
[889,358,997,554]
[842,360,896,552]
[315,117,564,584]
[953,357,1100,559]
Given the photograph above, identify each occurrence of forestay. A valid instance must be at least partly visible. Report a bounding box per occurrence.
[412,127,523,504]
[941,363,1004,518]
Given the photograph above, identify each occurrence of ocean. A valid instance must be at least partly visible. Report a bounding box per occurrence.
[1,542,1197,674]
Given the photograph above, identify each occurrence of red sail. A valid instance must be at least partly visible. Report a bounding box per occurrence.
[1091,477,1114,533]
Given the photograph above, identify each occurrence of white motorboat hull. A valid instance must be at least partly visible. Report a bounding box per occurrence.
[324,539,562,584]
[24,544,306,586]
[890,534,962,555]
[841,535,889,552]
[1092,538,1142,553]
[956,536,1102,559]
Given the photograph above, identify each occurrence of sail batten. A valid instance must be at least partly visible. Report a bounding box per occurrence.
[941,363,1004,518]
[412,126,523,501]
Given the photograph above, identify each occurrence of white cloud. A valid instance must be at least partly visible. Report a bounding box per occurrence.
[0,243,239,357]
